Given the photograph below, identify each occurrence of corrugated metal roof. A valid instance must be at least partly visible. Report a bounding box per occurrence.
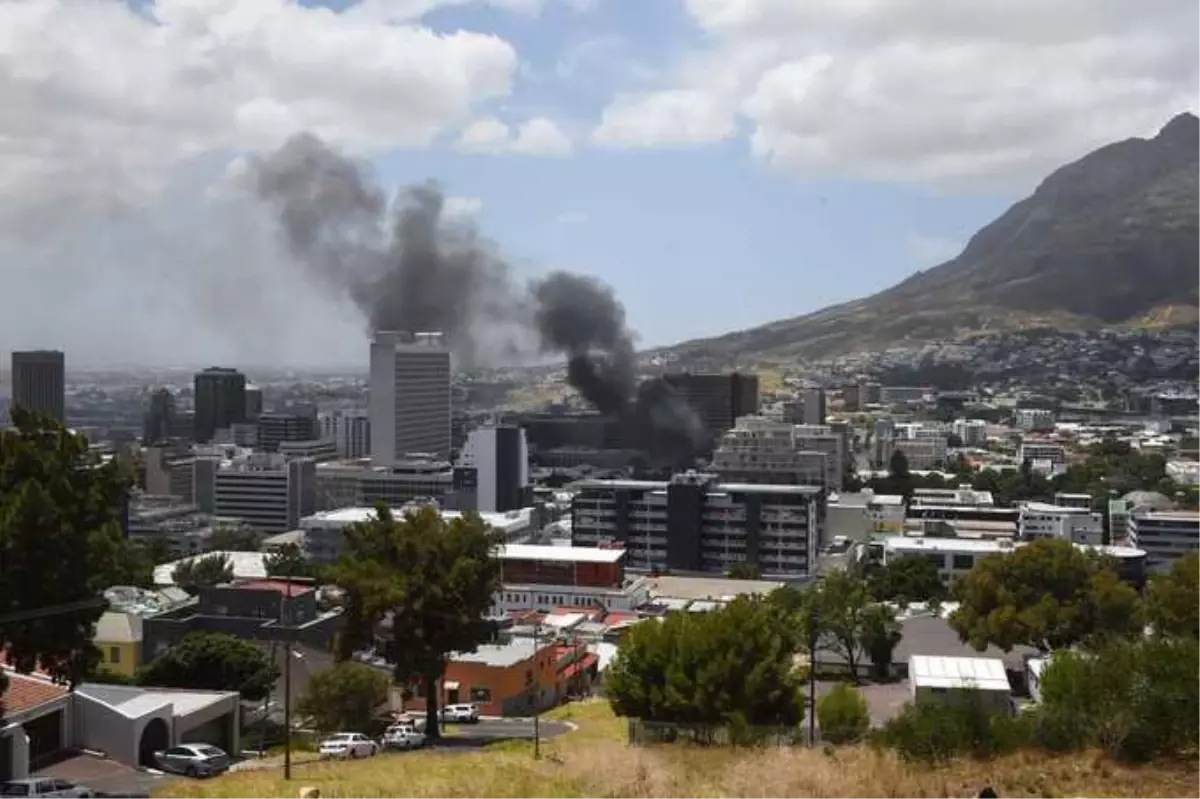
[909,655,1011,691]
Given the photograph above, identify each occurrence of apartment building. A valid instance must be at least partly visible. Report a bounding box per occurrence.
[891,437,947,470]
[1017,441,1067,472]
[1014,408,1055,432]
[952,419,989,448]
[194,453,316,533]
[1019,502,1104,546]
[712,416,843,491]
[571,472,823,578]
[1128,509,1200,573]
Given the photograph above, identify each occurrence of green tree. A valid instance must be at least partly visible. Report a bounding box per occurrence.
[816,683,870,744]
[137,631,280,701]
[172,553,234,594]
[811,570,878,681]
[297,661,391,735]
[208,524,260,552]
[329,504,503,739]
[725,561,763,581]
[265,542,321,580]
[888,449,910,480]
[866,556,946,606]
[605,596,805,728]
[949,539,1141,652]
[1143,553,1199,639]
[0,408,136,692]
[858,603,903,681]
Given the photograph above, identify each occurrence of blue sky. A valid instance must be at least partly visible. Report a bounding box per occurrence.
[0,0,1192,365]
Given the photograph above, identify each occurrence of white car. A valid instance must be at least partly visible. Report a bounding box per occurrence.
[381,721,426,750]
[439,703,480,724]
[318,732,378,759]
[1,779,94,798]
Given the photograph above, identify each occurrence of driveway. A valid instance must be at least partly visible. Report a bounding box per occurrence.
[34,753,165,798]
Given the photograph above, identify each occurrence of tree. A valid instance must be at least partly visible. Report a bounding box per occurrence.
[0,408,137,692]
[858,603,903,681]
[172,553,234,594]
[329,504,503,739]
[1143,553,1199,639]
[946,432,964,449]
[265,542,321,581]
[949,539,1141,652]
[606,596,805,729]
[208,524,260,552]
[137,631,280,701]
[297,662,391,735]
[867,556,946,606]
[811,570,877,681]
[725,561,763,581]
[816,683,870,744]
[888,450,910,480]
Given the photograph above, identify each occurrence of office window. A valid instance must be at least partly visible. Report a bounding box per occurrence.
[470,687,492,703]
[109,647,121,664]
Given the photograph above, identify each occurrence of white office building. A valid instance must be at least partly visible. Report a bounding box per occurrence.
[320,410,372,459]
[882,536,1017,585]
[457,426,531,513]
[1128,509,1200,573]
[1015,408,1055,431]
[952,419,989,448]
[712,416,843,491]
[1018,502,1104,546]
[369,331,452,464]
[194,453,316,533]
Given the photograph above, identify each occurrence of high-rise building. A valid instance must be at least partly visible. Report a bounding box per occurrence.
[11,350,65,423]
[193,452,316,533]
[193,367,247,443]
[143,388,177,445]
[245,385,264,421]
[319,410,371,458]
[256,407,319,453]
[802,387,826,425]
[369,331,452,463]
[458,426,531,513]
[712,416,844,490]
[661,372,759,446]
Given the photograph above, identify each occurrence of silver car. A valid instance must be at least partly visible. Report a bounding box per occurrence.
[152,743,231,778]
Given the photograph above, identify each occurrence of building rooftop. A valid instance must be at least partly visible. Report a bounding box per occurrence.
[75,683,237,718]
[499,544,624,564]
[885,536,1014,555]
[909,655,1011,692]
[301,506,533,534]
[647,574,784,602]
[0,671,69,716]
[1132,509,1200,523]
[452,640,538,669]
[94,611,144,644]
[1021,502,1092,514]
[153,551,269,586]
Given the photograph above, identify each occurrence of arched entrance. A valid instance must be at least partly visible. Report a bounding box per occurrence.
[138,718,169,767]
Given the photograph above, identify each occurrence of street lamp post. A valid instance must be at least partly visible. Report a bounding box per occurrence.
[532,621,541,760]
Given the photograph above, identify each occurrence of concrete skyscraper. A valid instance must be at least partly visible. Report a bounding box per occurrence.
[11,350,66,424]
[369,331,452,464]
[458,425,531,512]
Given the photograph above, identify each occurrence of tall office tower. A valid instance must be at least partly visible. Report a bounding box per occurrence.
[321,410,371,458]
[458,425,531,512]
[661,372,759,446]
[802,387,826,425]
[142,387,177,445]
[369,331,452,464]
[245,385,264,421]
[193,367,247,443]
[11,350,66,424]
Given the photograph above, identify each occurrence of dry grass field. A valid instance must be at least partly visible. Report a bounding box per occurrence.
[155,701,1199,798]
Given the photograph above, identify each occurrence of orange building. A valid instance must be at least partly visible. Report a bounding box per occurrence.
[407,639,559,717]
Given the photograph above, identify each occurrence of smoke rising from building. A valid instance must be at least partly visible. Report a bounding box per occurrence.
[250,132,704,461]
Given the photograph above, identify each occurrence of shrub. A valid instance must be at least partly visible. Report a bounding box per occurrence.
[878,692,1032,764]
[817,683,870,744]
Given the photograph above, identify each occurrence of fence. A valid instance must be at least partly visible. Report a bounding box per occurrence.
[628,718,815,747]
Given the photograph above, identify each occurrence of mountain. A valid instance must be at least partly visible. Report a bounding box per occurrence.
[662,113,1199,363]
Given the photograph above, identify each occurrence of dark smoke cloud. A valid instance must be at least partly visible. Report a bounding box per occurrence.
[249,132,704,461]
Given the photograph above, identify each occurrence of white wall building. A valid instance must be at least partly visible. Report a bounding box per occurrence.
[952,419,989,447]
[712,416,842,491]
[1128,509,1200,573]
[457,426,531,513]
[1014,408,1055,431]
[1019,502,1104,546]
[369,331,451,464]
[883,536,1015,584]
[910,655,1012,713]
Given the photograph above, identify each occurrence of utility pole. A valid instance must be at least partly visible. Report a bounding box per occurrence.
[279,565,293,781]
[532,621,541,760]
[808,600,818,747]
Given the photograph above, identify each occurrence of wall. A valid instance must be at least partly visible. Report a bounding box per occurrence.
[405,644,558,717]
[95,640,140,679]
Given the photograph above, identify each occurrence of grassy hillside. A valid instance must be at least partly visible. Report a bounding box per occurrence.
[156,701,1198,798]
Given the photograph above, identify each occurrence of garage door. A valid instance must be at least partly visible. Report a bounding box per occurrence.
[180,716,231,752]
[24,711,63,769]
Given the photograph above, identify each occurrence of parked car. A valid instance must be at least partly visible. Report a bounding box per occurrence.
[381,720,426,750]
[1,779,94,797]
[439,703,480,724]
[318,732,378,759]
[152,744,232,778]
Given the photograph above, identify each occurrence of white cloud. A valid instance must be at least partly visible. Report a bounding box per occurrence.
[443,195,484,218]
[904,233,961,266]
[0,0,517,222]
[556,210,588,224]
[457,116,574,156]
[592,0,1199,188]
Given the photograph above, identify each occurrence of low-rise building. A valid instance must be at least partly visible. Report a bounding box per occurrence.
[402,639,559,717]
[1128,509,1200,573]
[194,453,316,534]
[1017,441,1067,472]
[952,419,989,448]
[314,456,476,511]
[490,544,649,615]
[1053,492,1093,510]
[909,655,1012,714]
[1019,502,1104,546]
[1014,408,1055,432]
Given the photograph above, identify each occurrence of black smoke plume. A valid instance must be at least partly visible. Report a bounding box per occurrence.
[250,132,704,462]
